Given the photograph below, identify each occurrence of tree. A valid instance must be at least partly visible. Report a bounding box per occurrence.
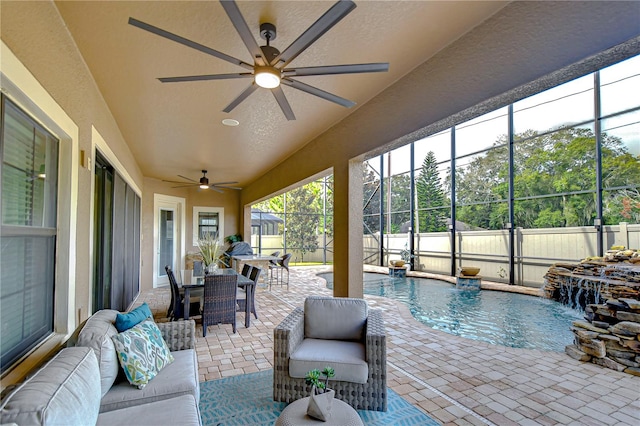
[415,151,448,232]
[454,128,640,229]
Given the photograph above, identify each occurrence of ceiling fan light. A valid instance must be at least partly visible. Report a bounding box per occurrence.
[199,184,209,189]
[255,67,280,89]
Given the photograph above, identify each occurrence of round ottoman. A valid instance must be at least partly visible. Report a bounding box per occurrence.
[275,397,364,426]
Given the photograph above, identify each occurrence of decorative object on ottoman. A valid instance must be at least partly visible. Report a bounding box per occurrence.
[305,367,335,421]
[459,266,480,276]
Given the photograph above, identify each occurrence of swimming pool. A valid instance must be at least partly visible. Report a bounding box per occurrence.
[320,272,582,352]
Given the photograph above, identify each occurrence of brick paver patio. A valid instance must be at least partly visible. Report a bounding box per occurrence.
[139,266,639,425]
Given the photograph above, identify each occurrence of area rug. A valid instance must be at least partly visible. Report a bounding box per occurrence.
[199,370,440,425]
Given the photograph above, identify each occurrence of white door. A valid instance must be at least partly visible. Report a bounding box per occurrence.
[153,194,186,288]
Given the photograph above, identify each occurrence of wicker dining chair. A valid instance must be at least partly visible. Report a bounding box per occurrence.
[165,266,201,321]
[201,273,238,336]
[237,267,261,320]
[240,263,253,277]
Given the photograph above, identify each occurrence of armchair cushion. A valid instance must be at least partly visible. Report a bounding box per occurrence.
[289,338,368,384]
[304,296,368,341]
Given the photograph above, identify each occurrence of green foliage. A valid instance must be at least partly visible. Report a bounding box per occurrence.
[455,128,640,229]
[197,233,222,267]
[305,367,335,394]
[285,185,321,261]
[416,151,448,232]
[224,233,242,244]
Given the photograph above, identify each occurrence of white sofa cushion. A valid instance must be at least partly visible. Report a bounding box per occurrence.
[304,296,368,341]
[76,309,120,397]
[289,338,368,384]
[96,394,202,426]
[100,348,200,412]
[0,347,101,426]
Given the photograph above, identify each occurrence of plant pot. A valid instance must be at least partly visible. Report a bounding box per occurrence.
[307,386,335,421]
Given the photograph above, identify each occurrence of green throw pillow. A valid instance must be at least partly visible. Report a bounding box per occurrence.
[111,319,174,389]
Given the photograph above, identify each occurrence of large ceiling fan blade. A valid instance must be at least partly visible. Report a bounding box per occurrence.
[210,181,239,186]
[128,17,253,71]
[271,0,356,68]
[271,86,296,121]
[220,0,266,66]
[283,63,389,77]
[208,186,224,193]
[159,73,253,83]
[281,78,355,108]
[177,174,197,182]
[214,185,242,190]
[171,184,198,188]
[223,83,259,113]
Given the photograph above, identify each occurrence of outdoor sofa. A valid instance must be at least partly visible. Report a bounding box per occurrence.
[0,308,201,425]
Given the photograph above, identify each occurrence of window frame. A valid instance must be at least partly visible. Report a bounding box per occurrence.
[192,206,224,244]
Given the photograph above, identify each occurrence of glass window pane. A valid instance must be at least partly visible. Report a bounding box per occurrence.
[457,201,508,231]
[514,126,596,199]
[513,75,594,137]
[456,147,508,204]
[414,130,451,166]
[601,111,640,190]
[515,193,595,228]
[600,55,640,117]
[387,144,411,176]
[456,107,509,158]
[603,189,640,225]
[1,236,55,370]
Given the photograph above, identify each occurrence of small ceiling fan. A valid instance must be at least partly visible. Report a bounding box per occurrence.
[163,170,241,193]
[128,0,389,120]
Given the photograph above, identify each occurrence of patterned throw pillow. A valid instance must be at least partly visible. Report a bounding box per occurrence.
[111,319,174,389]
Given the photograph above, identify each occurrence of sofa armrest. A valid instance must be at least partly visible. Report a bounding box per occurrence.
[274,307,304,373]
[157,320,196,351]
[365,309,386,368]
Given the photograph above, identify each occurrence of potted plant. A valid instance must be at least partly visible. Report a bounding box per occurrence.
[304,367,335,421]
[197,233,222,273]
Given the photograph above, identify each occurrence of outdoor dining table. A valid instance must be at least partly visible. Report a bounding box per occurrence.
[231,254,280,285]
[179,268,255,328]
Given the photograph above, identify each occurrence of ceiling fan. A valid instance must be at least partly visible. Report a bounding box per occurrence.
[163,170,241,193]
[128,0,389,120]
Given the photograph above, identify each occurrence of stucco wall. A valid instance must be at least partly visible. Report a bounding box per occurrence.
[140,177,240,291]
[0,1,143,321]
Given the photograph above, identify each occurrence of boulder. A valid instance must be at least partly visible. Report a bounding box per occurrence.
[572,320,609,334]
[579,339,606,358]
[624,366,640,376]
[565,345,591,362]
[619,298,640,310]
[592,357,626,372]
[616,311,640,322]
[610,321,640,336]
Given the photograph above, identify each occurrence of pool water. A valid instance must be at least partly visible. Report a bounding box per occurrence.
[321,273,582,352]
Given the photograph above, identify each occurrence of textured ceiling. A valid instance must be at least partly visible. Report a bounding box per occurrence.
[54,0,507,187]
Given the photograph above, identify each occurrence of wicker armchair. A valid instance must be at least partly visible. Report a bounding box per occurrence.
[273,296,387,411]
[157,319,197,351]
[201,273,238,336]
